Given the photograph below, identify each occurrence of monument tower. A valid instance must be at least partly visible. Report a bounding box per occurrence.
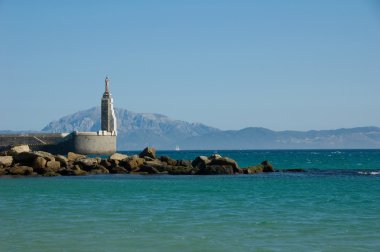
[101,76,117,135]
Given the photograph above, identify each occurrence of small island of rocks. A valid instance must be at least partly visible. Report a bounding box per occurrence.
[0,145,304,177]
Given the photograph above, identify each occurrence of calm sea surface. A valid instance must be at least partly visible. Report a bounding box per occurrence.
[1,150,379,251]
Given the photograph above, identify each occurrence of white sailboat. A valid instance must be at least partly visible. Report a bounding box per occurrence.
[175,145,180,151]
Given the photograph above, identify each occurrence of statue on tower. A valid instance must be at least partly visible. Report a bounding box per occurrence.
[101,76,117,135]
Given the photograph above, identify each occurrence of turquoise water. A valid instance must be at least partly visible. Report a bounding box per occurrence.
[1,150,380,251]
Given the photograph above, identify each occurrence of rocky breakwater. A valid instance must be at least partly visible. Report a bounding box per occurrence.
[0,145,303,177]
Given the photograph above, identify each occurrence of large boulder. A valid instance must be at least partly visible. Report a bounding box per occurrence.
[34,151,56,162]
[87,164,109,174]
[33,156,47,169]
[67,152,86,161]
[136,165,160,174]
[125,155,145,171]
[198,165,234,175]
[46,161,61,171]
[109,153,128,161]
[192,156,210,169]
[209,157,239,172]
[75,158,99,171]
[0,156,13,167]
[58,165,87,176]
[261,160,275,172]
[9,145,30,155]
[139,147,156,159]
[9,166,34,175]
[13,152,39,165]
[160,156,177,166]
[55,155,69,167]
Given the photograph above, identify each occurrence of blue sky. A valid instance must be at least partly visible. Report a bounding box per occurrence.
[1,0,379,131]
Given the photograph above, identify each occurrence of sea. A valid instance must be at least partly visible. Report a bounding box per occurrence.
[1,149,379,252]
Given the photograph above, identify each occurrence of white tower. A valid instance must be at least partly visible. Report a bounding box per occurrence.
[101,76,117,135]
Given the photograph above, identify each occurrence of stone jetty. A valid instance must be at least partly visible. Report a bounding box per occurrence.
[0,145,303,177]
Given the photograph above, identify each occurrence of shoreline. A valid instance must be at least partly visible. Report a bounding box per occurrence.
[0,145,306,177]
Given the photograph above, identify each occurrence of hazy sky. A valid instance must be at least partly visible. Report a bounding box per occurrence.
[1,0,379,131]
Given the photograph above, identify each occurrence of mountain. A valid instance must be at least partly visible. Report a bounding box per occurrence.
[42,107,221,150]
[41,107,380,150]
[179,127,380,149]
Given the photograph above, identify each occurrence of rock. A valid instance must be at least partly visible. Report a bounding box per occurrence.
[160,156,177,166]
[209,157,239,172]
[100,159,112,169]
[9,166,34,175]
[198,165,234,175]
[33,151,56,161]
[55,155,69,167]
[280,168,306,172]
[67,152,86,161]
[0,167,9,175]
[58,166,87,176]
[33,156,47,169]
[159,165,196,175]
[13,152,39,165]
[143,156,155,161]
[87,165,109,174]
[139,147,156,159]
[137,165,160,174]
[125,155,145,171]
[176,160,192,167]
[0,156,13,167]
[245,165,264,174]
[261,160,275,172]
[75,158,99,170]
[46,161,61,171]
[209,154,222,160]
[42,171,61,177]
[108,166,128,174]
[9,145,30,155]
[192,156,210,169]
[109,153,128,161]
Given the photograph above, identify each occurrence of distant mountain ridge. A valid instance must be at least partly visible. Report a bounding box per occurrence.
[39,107,380,150]
[42,107,221,150]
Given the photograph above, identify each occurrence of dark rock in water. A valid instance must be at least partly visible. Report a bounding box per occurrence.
[163,165,196,175]
[160,156,177,166]
[0,167,9,175]
[136,165,160,174]
[209,157,239,172]
[58,166,87,176]
[108,166,128,174]
[176,160,192,167]
[9,166,34,175]
[198,164,234,175]
[139,147,156,159]
[261,160,275,172]
[125,155,145,171]
[244,165,264,174]
[100,159,112,169]
[279,168,306,172]
[13,152,39,165]
[75,158,99,171]
[88,165,109,174]
[192,156,210,169]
